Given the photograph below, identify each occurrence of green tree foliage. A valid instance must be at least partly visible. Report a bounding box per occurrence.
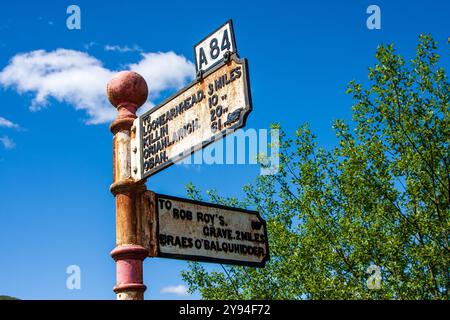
[0,295,19,300]
[181,35,449,299]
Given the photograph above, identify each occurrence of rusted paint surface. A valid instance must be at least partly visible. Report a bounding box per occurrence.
[108,71,149,300]
[113,131,132,183]
[117,291,144,300]
[115,193,137,246]
[107,71,148,114]
[137,191,158,257]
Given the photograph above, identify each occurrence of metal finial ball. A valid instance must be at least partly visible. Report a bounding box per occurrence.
[107,71,148,109]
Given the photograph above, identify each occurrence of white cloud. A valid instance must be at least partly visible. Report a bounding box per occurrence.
[0,49,195,124]
[0,49,115,124]
[129,52,194,99]
[0,136,15,149]
[160,284,189,296]
[0,116,19,129]
[104,44,142,53]
[83,41,97,50]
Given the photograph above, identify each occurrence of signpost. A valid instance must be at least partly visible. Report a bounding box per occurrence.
[148,192,269,267]
[131,53,252,180]
[194,20,237,75]
[107,20,268,300]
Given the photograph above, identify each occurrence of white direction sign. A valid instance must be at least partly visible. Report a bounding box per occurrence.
[194,20,236,74]
[154,193,269,267]
[132,54,252,180]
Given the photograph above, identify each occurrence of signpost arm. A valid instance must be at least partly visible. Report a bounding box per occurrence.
[107,71,149,300]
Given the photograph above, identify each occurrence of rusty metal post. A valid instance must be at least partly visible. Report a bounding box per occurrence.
[107,71,148,300]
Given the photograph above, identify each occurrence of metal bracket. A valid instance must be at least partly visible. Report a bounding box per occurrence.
[138,190,158,257]
[130,118,143,182]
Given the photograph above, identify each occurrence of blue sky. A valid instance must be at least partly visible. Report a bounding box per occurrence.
[0,0,448,299]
